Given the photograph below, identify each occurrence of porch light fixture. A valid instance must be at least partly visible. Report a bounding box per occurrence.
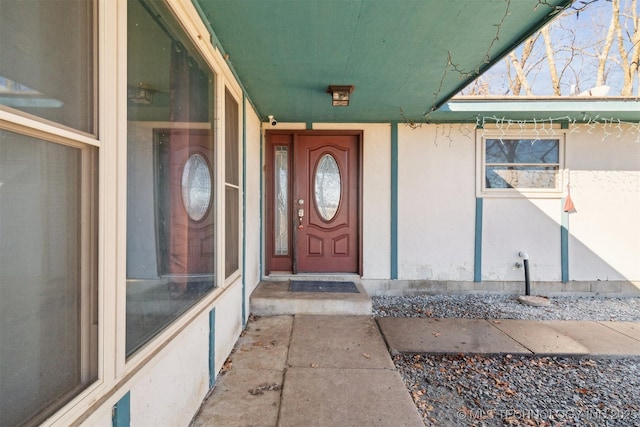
[327,85,354,107]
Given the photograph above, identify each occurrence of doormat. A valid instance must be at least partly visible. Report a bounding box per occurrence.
[289,281,359,293]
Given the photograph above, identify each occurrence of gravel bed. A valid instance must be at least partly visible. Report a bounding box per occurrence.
[373,294,640,322]
[376,295,640,426]
[395,353,640,427]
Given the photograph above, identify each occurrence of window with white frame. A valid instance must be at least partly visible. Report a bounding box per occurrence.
[126,0,216,357]
[478,133,563,196]
[0,1,98,426]
[225,88,240,278]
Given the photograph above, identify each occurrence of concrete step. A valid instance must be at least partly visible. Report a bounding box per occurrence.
[250,278,372,316]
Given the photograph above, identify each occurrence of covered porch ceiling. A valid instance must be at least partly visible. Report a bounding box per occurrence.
[194,0,572,123]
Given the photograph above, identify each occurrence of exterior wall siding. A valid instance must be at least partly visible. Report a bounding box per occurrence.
[482,198,562,282]
[80,282,245,426]
[244,100,263,301]
[397,125,476,281]
[566,124,640,282]
[295,122,640,296]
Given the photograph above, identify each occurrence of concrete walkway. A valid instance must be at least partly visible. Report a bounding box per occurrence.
[191,316,640,426]
[191,315,423,427]
[378,318,640,357]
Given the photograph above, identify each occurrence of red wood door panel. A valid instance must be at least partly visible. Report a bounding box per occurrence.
[293,134,359,273]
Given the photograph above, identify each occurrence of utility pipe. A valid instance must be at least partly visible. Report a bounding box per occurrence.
[519,252,530,296]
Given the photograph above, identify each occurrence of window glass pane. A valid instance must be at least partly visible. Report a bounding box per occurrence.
[225,88,239,278]
[126,0,215,356]
[314,154,341,221]
[485,139,559,164]
[225,89,239,185]
[274,146,289,256]
[485,166,559,189]
[0,0,94,133]
[0,130,97,426]
[225,187,239,277]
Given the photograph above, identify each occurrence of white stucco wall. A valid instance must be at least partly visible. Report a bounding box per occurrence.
[482,198,562,281]
[397,124,476,281]
[244,102,262,305]
[213,281,244,375]
[81,282,244,427]
[566,124,640,282]
[128,312,211,427]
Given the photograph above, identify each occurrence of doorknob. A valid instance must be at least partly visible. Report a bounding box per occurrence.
[297,208,304,229]
[297,199,304,205]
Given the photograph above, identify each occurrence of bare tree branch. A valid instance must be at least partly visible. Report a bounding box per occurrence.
[541,26,562,95]
[596,1,617,86]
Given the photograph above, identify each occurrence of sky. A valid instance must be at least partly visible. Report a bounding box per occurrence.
[461,0,639,96]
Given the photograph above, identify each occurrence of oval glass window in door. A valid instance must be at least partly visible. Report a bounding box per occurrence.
[314,154,341,221]
[181,153,212,221]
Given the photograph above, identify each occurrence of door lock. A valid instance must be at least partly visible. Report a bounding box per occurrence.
[298,208,304,229]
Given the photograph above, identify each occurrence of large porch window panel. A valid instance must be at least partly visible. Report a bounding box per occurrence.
[126,0,216,357]
[0,133,98,426]
[0,1,98,425]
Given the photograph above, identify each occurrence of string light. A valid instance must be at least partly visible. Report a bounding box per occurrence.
[430,123,474,146]
[474,115,640,142]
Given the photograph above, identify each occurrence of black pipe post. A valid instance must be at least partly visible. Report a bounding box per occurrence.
[523,258,531,296]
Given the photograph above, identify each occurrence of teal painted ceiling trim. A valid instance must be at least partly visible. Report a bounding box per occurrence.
[429,98,640,123]
[193,0,572,123]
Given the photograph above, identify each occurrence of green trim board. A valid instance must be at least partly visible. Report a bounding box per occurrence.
[390,123,398,279]
[209,308,216,388]
[259,127,264,278]
[474,197,483,282]
[112,392,130,427]
[242,93,247,325]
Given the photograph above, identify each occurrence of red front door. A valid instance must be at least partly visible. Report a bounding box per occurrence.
[292,133,360,273]
[266,131,361,274]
